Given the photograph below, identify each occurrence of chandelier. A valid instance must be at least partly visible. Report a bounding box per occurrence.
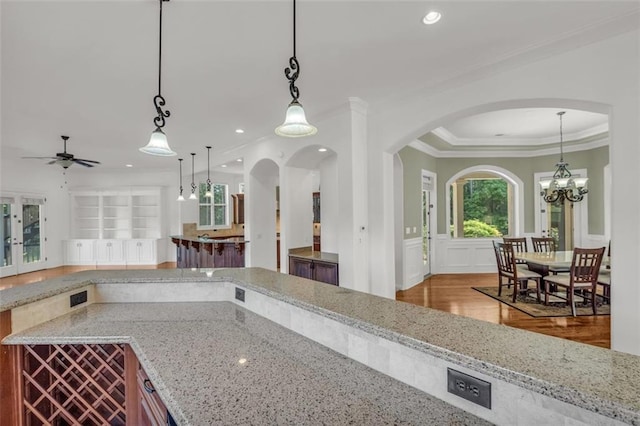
[539,111,588,203]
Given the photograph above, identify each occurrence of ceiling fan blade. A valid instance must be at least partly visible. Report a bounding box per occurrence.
[73,160,96,167]
[22,156,59,160]
[74,158,101,164]
[47,160,58,165]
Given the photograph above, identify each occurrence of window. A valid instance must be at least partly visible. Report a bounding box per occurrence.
[198,183,229,228]
[449,172,514,238]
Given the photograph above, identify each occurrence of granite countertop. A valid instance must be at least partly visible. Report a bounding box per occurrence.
[289,248,339,263]
[170,235,248,244]
[2,268,640,424]
[5,302,488,425]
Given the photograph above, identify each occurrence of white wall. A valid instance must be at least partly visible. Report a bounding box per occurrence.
[281,166,314,255]
[319,154,338,253]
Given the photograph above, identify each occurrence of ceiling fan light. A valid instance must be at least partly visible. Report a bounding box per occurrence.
[275,101,317,137]
[140,128,177,156]
[58,159,74,169]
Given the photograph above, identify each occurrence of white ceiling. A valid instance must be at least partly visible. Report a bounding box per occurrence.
[1,1,637,174]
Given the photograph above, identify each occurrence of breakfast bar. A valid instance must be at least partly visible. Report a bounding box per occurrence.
[1,268,639,425]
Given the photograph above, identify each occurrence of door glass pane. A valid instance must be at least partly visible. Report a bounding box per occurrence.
[22,204,41,264]
[2,203,11,267]
[548,201,573,251]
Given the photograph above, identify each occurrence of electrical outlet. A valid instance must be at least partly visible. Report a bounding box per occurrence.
[235,287,245,302]
[447,368,491,409]
[69,290,88,308]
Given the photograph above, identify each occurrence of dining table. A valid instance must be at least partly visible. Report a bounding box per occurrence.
[515,250,610,277]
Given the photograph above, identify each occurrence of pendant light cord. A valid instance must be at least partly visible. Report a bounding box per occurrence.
[191,153,196,192]
[153,0,170,129]
[284,0,300,101]
[558,111,564,162]
[158,0,163,96]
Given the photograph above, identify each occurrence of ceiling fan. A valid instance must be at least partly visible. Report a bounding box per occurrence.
[22,135,101,169]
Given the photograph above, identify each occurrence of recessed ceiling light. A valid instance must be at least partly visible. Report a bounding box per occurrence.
[422,11,441,25]
[318,148,327,152]
[235,129,244,134]
[125,164,133,168]
[221,164,227,168]
[236,158,243,162]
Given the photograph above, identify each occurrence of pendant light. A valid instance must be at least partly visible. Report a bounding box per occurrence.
[275,0,317,137]
[539,111,588,204]
[177,158,185,201]
[205,146,213,198]
[189,153,197,200]
[140,0,176,156]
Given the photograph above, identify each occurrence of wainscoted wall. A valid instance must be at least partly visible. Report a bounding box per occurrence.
[429,234,609,276]
[401,237,423,290]
[433,236,499,274]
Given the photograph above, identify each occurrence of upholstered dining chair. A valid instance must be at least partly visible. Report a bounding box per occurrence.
[531,237,556,252]
[503,237,528,265]
[542,246,606,316]
[493,241,542,303]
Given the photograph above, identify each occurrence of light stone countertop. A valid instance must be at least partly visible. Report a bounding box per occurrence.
[2,267,640,424]
[5,302,489,425]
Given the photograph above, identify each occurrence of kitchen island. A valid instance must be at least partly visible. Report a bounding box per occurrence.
[1,268,639,425]
[171,235,247,268]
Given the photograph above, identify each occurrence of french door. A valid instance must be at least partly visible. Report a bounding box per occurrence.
[422,172,435,277]
[1,195,47,277]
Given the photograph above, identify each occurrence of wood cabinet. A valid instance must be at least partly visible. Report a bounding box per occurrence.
[289,256,339,286]
[125,239,158,265]
[313,235,321,252]
[137,365,168,426]
[232,193,244,224]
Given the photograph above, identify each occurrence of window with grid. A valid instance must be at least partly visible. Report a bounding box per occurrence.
[198,183,229,228]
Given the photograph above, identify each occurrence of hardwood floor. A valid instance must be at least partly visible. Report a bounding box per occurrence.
[396,273,610,349]
[1,267,610,348]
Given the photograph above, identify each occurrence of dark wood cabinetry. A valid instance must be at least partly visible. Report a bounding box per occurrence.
[232,194,244,224]
[172,237,246,268]
[289,255,339,286]
[313,235,321,252]
[312,192,320,224]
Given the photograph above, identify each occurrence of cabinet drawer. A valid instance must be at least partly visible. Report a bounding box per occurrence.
[137,367,167,425]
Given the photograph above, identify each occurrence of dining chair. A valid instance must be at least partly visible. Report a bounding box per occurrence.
[531,236,569,274]
[493,241,541,303]
[531,237,556,252]
[542,246,606,316]
[503,237,528,265]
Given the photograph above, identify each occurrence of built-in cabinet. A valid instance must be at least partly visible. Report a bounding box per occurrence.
[66,188,162,266]
[70,188,161,240]
[289,255,339,286]
[66,239,158,265]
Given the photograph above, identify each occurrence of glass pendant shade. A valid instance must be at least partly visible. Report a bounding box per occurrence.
[275,101,317,137]
[205,187,212,198]
[140,128,176,156]
[177,194,185,201]
[189,192,197,200]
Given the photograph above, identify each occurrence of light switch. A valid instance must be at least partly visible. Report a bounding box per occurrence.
[413,226,417,233]
[405,227,410,235]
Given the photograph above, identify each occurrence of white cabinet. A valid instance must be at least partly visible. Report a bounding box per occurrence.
[65,240,96,265]
[65,239,158,265]
[95,240,125,265]
[125,239,157,265]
